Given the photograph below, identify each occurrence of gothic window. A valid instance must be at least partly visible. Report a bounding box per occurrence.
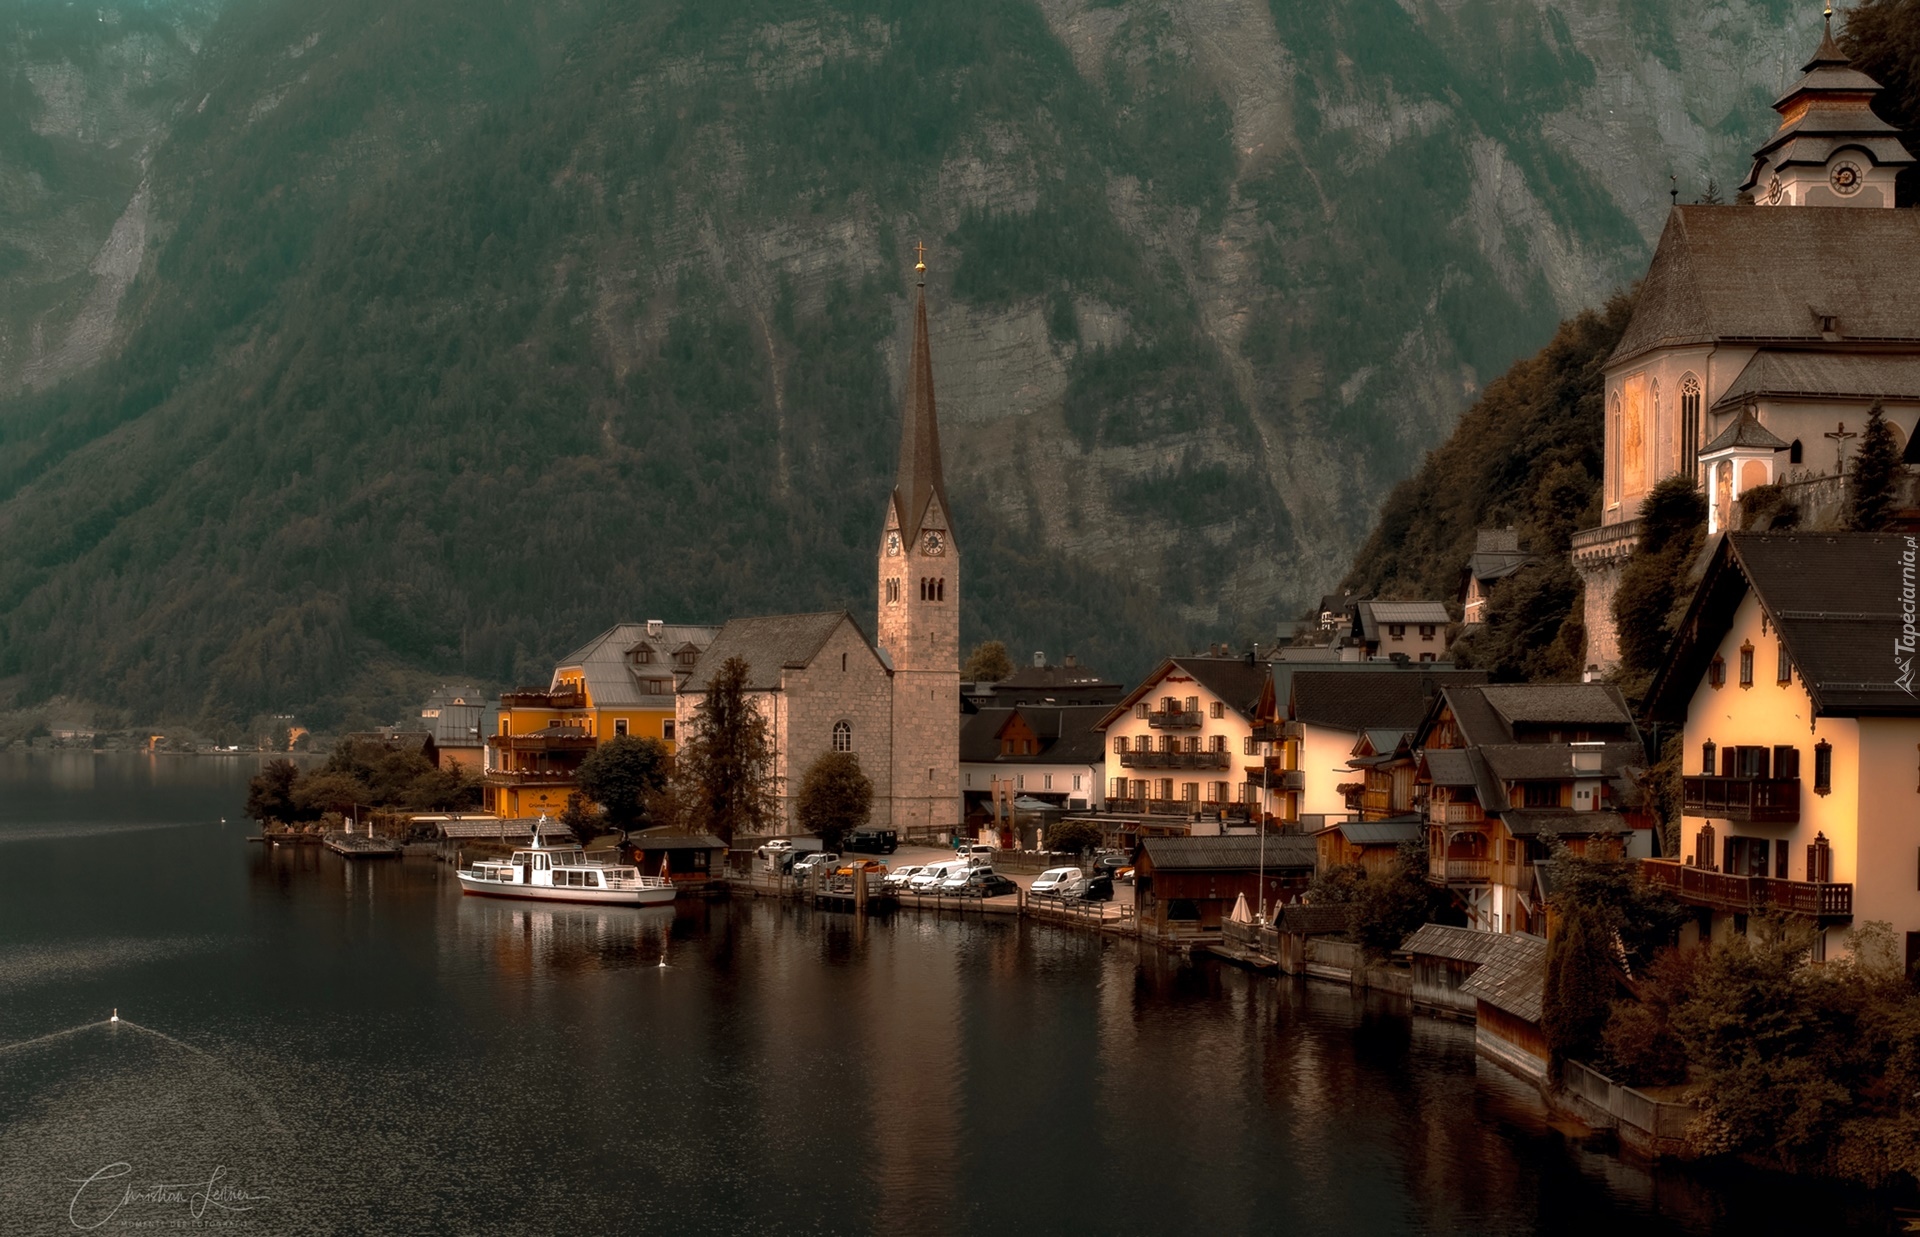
[886,578,900,604]
[1789,439,1803,465]
[936,578,945,601]
[832,721,852,753]
[1608,392,1623,504]
[1680,374,1702,480]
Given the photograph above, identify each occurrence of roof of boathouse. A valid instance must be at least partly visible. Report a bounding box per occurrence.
[1458,932,1548,1023]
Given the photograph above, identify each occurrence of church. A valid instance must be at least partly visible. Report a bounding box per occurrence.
[1574,12,1920,672]
[674,251,962,835]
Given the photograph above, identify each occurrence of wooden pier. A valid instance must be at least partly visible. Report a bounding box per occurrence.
[323,831,402,858]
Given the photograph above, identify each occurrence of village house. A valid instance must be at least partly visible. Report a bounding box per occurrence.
[1460,529,1534,626]
[1574,17,1920,673]
[960,704,1107,827]
[1314,814,1424,881]
[1096,654,1269,834]
[1412,683,1650,935]
[482,620,721,818]
[418,687,488,772]
[1644,532,1919,966]
[975,653,1123,708]
[1349,599,1453,662]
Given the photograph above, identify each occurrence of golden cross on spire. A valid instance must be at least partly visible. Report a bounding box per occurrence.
[914,241,927,272]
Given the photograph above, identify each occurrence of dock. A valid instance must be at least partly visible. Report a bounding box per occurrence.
[323,831,402,858]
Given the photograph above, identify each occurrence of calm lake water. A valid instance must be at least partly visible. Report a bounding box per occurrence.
[0,751,1900,1235]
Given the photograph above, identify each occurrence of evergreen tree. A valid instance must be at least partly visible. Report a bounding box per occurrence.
[795,752,872,851]
[671,657,778,844]
[1542,903,1619,1075]
[1848,403,1904,532]
[1612,474,1707,699]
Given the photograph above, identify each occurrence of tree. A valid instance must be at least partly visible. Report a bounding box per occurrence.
[291,770,372,818]
[963,640,1015,682]
[1612,474,1706,700]
[1542,902,1619,1075]
[574,735,671,835]
[671,656,778,843]
[1848,402,1904,531]
[1350,840,1438,958]
[795,752,872,851]
[1045,818,1103,858]
[245,758,303,823]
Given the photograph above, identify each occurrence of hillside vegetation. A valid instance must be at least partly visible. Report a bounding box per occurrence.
[0,0,1826,728]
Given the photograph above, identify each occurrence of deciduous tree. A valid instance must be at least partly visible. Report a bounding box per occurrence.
[795,751,872,851]
[963,640,1015,682]
[575,735,671,835]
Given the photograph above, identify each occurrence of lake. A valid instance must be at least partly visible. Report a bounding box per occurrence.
[0,751,1896,1234]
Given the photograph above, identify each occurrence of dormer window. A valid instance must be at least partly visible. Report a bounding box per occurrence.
[635,646,655,664]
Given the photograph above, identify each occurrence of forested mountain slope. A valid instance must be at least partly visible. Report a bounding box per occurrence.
[0,0,1824,727]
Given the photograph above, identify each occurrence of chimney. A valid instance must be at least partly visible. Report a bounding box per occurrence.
[1064,653,1077,668]
[1033,651,1046,667]
[646,619,664,638]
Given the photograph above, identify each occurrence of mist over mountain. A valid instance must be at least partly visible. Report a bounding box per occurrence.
[0,0,1823,729]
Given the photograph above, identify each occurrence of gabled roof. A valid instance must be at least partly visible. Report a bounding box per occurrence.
[1497,809,1631,839]
[1700,408,1790,456]
[1291,669,1486,734]
[960,706,1109,765]
[1095,656,1269,730]
[1355,600,1451,641]
[683,612,871,693]
[557,622,723,707]
[1742,18,1914,190]
[1466,528,1534,585]
[1611,207,1920,366]
[1648,532,1920,720]
[1478,742,1644,783]
[1712,352,1920,413]
[1137,834,1318,872]
[1477,684,1635,730]
[1458,932,1548,1023]
[1417,747,1479,788]
[1328,817,1423,847]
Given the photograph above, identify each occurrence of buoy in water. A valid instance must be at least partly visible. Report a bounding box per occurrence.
[110,1009,119,1023]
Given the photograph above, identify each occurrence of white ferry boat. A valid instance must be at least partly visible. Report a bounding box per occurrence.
[456,825,676,906]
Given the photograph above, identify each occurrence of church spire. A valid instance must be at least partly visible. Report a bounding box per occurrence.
[891,245,950,542]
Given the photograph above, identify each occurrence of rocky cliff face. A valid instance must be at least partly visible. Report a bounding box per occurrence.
[0,0,1826,723]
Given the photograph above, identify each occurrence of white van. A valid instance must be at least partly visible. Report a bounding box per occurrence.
[1030,866,1083,898]
[909,861,964,893]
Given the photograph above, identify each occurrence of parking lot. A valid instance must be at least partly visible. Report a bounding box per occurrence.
[863,843,1136,911]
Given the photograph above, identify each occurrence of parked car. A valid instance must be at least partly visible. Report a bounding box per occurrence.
[834,858,887,876]
[1092,854,1131,877]
[1066,874,1114,902]
[938,865,990,894]
[1030,866,1084,898]
[910,862,964,893]
[961,871,1018,898]
[956,843,997,859]
[791,852,840,880]
[1114,866,1136,886]
[883,865,924,890]
[846,828,898,854]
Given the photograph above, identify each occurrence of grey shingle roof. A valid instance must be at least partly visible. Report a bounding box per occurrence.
[1712,352,1920,412]
[683,612,863,693]
[1332,818,1423,847]
[959,706,1109,765]
[1650,533,1920,719]
[556,622,722,707]
[1292,669,1486,734]
[1401,922,1508,964]
[1478,741,1644,782]
[1139,834,1318,872]
[1498,809,1631,838]
[1418,747,1478,787]
[1356,600,1452,641]
[1478,684,1635,729]
[1457,932,1548,1023]
[1700,408,1790,455]
[1612,207,1920,366]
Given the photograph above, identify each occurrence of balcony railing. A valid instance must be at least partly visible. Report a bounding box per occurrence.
[1245,766,1305,791]
[484,769,582,785]
[1432,858,1492,882]
[488,732,596,753]
[1250,721,1305,743]
[1119,751,1231,770]
[498,689,587,709]
[1429,803,1486,825]
[1682,776,1801,823]
[1146,710,1204,730]
[1641,859,1851,918]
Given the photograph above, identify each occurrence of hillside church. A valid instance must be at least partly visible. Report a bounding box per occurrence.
[1574,13,1920,670]
[675,252,962,834]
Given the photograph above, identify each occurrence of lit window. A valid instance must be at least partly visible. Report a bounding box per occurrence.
[832,721,852,753]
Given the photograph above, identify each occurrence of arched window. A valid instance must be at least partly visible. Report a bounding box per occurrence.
[936,578,945,601]
[832,721,852,753]
[1789,439,1803,465]
[1680,374,1702,480]
[1608,392,1623,504]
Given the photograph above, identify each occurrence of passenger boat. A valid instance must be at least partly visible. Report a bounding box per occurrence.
[455,824,676,906]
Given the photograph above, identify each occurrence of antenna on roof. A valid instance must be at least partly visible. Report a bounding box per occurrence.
[1669,173,1678,205]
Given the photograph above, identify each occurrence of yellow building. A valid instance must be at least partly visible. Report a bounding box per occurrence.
[483,621,720,818]
[1646,533,1920,965]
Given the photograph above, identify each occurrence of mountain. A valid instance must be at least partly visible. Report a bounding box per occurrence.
[0,0,1826,729]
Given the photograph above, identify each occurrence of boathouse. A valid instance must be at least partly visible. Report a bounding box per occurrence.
[1400,923,1506,1019]
[625,829,729,883]
[1458,932,1548,1081]
[1132,835,1316,938]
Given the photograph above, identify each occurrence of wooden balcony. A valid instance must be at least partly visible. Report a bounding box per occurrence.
[1429,803,1487,825]
[1119,751,1231,770]
[1431,858,1492,883]
[1146,710,1204,730]
[1245,764,1304,791]
[488,732,596,753]
[484,768,581,786]
[1641,859,1851,918]
[498,689,587,709]
[1683,776,1801,823]
[1250,721,1305,743]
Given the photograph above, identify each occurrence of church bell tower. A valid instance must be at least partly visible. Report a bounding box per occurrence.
[878,245,961,832]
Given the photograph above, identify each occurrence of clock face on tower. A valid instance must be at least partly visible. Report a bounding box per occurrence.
[1766,175,1784,205]
[886,531,901,556]
[921,530,945,556]
[1830,161,1863,196]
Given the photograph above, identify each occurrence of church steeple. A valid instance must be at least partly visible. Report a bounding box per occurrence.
[1740,8,1913,207]
[890,247,951,545]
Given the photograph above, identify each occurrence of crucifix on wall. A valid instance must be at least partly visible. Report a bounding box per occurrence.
[1825,421,1858,471]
